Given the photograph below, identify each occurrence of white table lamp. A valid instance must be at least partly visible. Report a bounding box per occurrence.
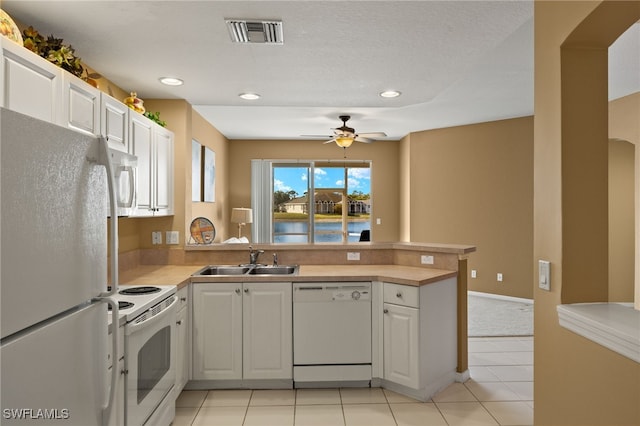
[231,208,253,239]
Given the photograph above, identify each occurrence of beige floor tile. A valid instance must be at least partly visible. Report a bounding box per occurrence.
[342,404,396,426]
[191,406,247,426]
[505,381,534,401]
[250,389,296,406]
[469,366,502,382]
[296,388,342,405]
[176,390,208,407]
[469,352,524,366]
[390,403,448,426]
[243,405,294,426]
[432,383,478,403]
[435,402,499,426]
[487,365,534,382]
[382,389,422,403]
[340,387,387,404]
[202,389,252,407]
[294,404,345,426]
[173,407,200,426]
[465,381,522,402]
[483,401,534,426]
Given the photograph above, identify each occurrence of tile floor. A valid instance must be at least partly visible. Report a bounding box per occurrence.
[173,336,533,426]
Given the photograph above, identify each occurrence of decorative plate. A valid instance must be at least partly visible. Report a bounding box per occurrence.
[190,217,216,244]
[0,9,23,45]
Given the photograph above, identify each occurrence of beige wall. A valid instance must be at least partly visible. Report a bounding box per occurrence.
[404,117,534,299]
[191,110,230,242]
[227,139,400,242]
[534,1,640,425]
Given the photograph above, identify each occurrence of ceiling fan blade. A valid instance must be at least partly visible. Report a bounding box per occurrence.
[302,134,334,138]
[323,138,337,144]
[357,132,387,138]
[354,136,374,143]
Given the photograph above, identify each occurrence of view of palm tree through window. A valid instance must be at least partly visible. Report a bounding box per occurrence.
[272,163,371,243]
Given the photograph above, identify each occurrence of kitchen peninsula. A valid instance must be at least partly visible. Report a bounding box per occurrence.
[119,242,475,401]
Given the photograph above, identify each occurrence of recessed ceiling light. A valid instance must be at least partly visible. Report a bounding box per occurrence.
[379,90,401,98]
[239,93,261,100]
[159,77,184,86]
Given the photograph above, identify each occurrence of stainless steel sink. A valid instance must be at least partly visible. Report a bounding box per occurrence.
[249,265,298,275]
[192,264,298,277]
[193,265,252,276]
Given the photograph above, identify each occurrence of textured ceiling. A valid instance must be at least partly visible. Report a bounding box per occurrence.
[3,1,638,141]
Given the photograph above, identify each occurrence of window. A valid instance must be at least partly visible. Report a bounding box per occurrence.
[251,160,372,243]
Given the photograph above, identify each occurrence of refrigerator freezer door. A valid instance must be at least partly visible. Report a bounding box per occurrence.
[1,108,107,339]
[1,302,108,425]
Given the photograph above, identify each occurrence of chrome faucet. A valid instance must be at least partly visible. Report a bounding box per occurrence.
[249,246,264,265]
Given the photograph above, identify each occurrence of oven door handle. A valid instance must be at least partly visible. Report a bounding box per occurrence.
[126,296,177,335]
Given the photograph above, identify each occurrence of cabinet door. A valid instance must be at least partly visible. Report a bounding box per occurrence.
[1,38,61,124]
[62,73,100,135]
[383,303,419,389]
[175,306,188,394]
[101,94,129,152]
[152,126,174,216]
[243,282,292,380]
[129,114,154,216]
[192,283,242,380]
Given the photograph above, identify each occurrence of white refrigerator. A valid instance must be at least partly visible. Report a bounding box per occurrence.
[1,108,121,425]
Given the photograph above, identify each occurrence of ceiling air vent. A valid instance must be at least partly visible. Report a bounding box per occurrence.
[226,19,283,44]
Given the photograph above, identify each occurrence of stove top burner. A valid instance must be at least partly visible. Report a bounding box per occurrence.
[108,301,134,310]
[119,286,161,295]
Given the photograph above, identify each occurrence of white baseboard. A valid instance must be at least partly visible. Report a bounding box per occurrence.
[468,290,533,305]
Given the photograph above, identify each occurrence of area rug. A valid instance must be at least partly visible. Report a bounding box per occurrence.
[468,292,534,337]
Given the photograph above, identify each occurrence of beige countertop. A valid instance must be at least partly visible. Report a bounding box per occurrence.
[120,264,457,289]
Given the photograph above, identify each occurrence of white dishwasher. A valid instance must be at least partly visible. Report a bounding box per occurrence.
[293,282,372,385]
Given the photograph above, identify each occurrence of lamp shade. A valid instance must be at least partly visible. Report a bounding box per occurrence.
[231,207,253,224]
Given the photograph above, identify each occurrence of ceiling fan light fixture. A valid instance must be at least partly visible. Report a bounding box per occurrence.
[379,90,401,98]
[239,92,261,100]
[335,136,354,148]
[159,77,184,86]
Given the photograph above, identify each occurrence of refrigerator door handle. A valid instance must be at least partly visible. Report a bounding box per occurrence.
[99,137,120,295]
[98,297,119,425]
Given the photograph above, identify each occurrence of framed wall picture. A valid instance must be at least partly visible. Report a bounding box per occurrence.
[203,147,216,202]
[192,140,202,202]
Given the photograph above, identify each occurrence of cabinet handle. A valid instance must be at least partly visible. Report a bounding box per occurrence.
[176,320,182,325]
[244,288,249,293]
[235,288,241,295]
[383,309,389,314]
[396,292,402,298]
[180,297,187,302]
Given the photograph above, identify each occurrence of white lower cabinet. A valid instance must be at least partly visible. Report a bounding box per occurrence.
[175,286,190,396]
[381,278,458,401]
[383,302,419,389]
[192,282,292,382]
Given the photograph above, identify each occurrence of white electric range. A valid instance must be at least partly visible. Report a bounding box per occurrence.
[107,285,177,426]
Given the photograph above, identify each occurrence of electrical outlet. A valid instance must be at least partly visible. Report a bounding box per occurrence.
[421,255,434,265]
[347,252,360,261]
[471,269,477,278]
[152,231,162,245]
[497,273,503,282]
[166,231,179,245]
[539,260,551,291]
[376,218,381,225]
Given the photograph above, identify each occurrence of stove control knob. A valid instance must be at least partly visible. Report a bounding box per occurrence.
[351,290,361,300]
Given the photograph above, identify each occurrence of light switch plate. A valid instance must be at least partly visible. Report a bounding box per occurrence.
[421,255,434,265]
[539,260,551,291]
[166,231,179,245]
[347,252,360,261]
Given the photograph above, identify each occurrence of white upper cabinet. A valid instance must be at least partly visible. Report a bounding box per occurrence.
[1,37,62,124]
[62,72,100,135]
[101,94,130,152]
[130,113,174,217]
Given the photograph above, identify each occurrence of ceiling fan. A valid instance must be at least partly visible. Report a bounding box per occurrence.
[307,115,387,148]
